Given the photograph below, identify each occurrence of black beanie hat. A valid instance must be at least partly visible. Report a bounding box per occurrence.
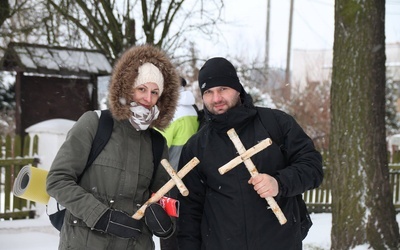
[198,57,243,96]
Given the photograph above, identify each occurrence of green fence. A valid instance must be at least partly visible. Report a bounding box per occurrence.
[304,164,400,213]
[0,134,39,220]
[2,135,400,219]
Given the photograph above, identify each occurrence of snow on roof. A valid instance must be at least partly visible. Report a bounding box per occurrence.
[0,42,112,77]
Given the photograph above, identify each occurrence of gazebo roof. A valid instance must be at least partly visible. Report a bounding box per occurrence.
[0,42,112,77]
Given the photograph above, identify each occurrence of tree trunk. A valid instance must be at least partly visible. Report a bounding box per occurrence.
[330,0,399,249]
[0,0,10,27]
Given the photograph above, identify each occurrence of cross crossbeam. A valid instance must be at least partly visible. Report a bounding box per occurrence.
[219,128,287,225]
[132,157,199,220]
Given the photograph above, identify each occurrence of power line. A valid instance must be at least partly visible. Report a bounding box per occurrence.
[307,0,333,7]
[294,10,331,47]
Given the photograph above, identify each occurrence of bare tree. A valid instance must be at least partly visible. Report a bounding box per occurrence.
[0,0,11,27]
[43,0,224,63]
[0,0,51,51]
[287,80,330,153]
[330,0,399,249]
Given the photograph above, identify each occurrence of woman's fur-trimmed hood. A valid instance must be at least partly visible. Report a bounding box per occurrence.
[108,44,180,130]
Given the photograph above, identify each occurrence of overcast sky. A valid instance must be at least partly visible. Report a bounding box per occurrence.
[198,0,400,68]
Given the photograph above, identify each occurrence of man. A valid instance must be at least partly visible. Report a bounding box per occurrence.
[157,78,199,250]
[177,57,323,250]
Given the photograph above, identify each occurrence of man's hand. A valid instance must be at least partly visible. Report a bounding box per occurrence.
[248,173,279,198]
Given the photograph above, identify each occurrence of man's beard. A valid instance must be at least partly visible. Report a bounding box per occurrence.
[206,93,241,115]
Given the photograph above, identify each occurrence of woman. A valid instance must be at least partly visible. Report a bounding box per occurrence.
[46,44,180,249]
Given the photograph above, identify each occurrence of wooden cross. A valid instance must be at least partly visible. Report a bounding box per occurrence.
[132,157,199,220]
[218,128,287,225]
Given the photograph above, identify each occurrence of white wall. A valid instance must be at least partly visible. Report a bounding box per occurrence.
[291,42,400,91]
[25,119,76,171]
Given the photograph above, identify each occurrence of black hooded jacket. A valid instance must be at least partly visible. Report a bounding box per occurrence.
[177,92,323,250]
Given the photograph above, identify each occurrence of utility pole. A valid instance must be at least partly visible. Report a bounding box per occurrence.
[265,0,271,69]
[284,0,294,100]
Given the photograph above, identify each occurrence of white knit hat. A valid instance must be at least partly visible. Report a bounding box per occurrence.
[134,62,164,95]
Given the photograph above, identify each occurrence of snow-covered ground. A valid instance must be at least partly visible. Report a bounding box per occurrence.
[1,212,398,249]
[0,213,326,250]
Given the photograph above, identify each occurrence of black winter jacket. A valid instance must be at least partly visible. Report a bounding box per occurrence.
[177,93,323,250]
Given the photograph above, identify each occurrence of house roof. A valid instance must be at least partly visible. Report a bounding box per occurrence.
[0,42,112,77]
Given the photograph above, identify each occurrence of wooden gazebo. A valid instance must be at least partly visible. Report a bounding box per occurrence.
[0,42,112,136]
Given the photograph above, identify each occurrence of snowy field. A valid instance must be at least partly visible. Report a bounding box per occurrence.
[1,212,398,250]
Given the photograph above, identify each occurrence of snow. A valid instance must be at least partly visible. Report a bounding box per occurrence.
[1,213,398,249]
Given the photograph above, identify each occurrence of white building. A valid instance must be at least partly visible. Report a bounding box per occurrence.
[291,42,400,92]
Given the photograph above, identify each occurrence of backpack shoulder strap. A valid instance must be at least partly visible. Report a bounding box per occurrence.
[150,128,165,169]
[256,107,283,147]
[193,104,205,130]
[86,109,114,167]
[78,110,113,183]
[149,128,166,191]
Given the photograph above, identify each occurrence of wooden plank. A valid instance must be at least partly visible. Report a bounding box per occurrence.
[0,210,36,220]
[0,166,4,210]
[5,135,12,158]
[0,158,38,166]
[14,135,22,157]
[32,135,39,156]
[23,135,31,157]
[4,162,11,213]
[0,136,3,158]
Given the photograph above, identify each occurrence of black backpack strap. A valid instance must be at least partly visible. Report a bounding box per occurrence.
[256,107,284,149]
[78,110,114,182]
[150,128,165,169]
[192,104,205,130]
[192,104,200,113]
[149,128,166,190]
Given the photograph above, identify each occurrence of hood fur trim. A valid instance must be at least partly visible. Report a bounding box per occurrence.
[108,44,180,129]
